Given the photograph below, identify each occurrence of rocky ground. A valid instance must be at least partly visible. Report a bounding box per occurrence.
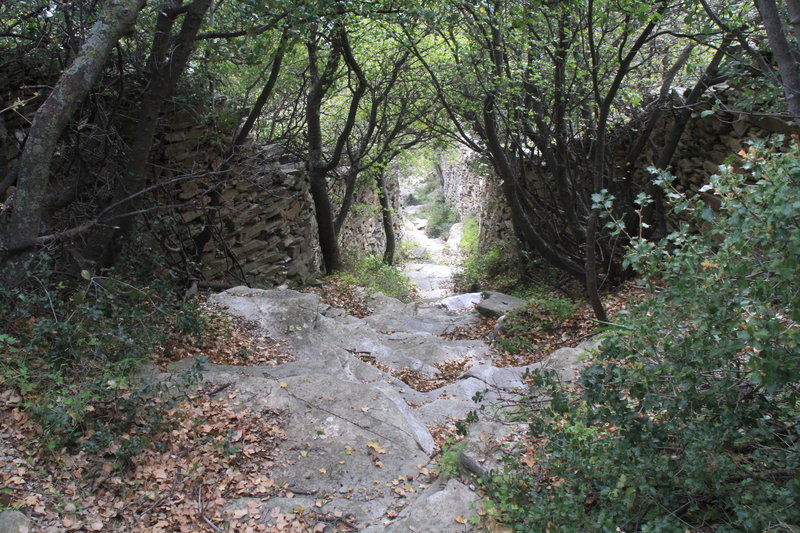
[0,208,600,533]
[399,204,464,301]
[138,204,598,532]
[173,285,597,532]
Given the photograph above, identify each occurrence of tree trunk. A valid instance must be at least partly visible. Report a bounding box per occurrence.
[376,172,396,266]
[641,43,727,239]
[309,168,343,271]
[92,0,211,265]
[192,33,289,263]
[232,30,289,148]
[333,169,359,237]
[755,0,800,127]
[786,0,800,48]
[1,0,145,272]
[0,97,9,194]
[305,23,367,273]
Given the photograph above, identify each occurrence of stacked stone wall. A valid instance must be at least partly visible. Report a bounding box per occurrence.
[155,107,402,284]
[438,91,797,258]
[334,177,403,261]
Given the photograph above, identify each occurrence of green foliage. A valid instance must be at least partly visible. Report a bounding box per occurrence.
[0,257,207,465]
[420,199,459,238]
[454,243,521,294]
[501,294,577,336]
[437,440,467,477]
[413,174,459,238]
[396,240,430,264]
[484,141,800,531]
[459,215,479,257]
[338,254,416,302]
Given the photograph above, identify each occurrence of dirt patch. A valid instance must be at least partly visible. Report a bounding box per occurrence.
[445,281,648,367]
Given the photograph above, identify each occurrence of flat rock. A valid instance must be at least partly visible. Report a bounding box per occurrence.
[209,287,320,339]
[462,364,527,391]
[361,479,481,533]
[438,292,482,311]
[0,511,31,533]
[476,291,527,318]
[459,420,515,479]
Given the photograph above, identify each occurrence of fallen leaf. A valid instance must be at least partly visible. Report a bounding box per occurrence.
[367,442,387,454]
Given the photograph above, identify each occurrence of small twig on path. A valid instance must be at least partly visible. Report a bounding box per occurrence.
[197,486,223,532]
[204,382,232,397]
[286,485,318,496]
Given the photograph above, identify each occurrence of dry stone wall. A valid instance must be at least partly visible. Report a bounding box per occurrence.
[439,148,514,253]
[150,108,320,285]
[334,177,403,262]
[439,91,797,257]
[154,107,401,285]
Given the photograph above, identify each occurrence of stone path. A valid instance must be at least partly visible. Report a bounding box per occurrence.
[161,287,597,532]
[399,204,463,300]
[156,206,597,531]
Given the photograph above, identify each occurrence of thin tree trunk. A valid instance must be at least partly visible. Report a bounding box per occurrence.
[585,0,667,321]
[333,169,359,237]
[1,0,144,272]
[786,0,800,48]
[94,0,211,265]
[192,33,289,262]
[641,43,728,239]
[232,30,289,148]
[481,98,586,280]
[755,0,800,127]
[309,168,343,271]
[376,172,396,265]
[305,22,367,273]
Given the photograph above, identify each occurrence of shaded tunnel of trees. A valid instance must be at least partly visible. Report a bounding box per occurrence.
[2,0,799,320]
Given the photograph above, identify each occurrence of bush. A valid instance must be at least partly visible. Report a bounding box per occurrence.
[459,215,479,257]
[484,141,800,531]
[338,254,416,302]
[420,199,459,238]
[0,258,207,462]
[454,243,521,293]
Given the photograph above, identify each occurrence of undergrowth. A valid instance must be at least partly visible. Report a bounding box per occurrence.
[414,174,459,238]
[0,253,210,467]
[337,254,416,302]
[482,141,800,531]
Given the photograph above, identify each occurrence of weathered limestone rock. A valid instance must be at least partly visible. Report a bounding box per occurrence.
[439,292,482,311]
[0,511,31,533]
[361,479,481,533]
[476,291,527,318]
[458,420,514,479]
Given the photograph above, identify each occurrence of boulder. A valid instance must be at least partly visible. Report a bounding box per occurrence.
[0,511,31,533]
[438,292,482,311]
[361,479,481,532]
[458,420,514,479]
[476,291,527,318]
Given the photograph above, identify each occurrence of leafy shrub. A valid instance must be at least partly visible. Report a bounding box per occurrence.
[396,240,430,264]
[338,254,416,302]
[0,259,207,463]
[420,199,459,238]
[484,141,800,531]
[412,173,443,204]
[459,215,479,256]
[454,243,522,293]
[411,173,459,238]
